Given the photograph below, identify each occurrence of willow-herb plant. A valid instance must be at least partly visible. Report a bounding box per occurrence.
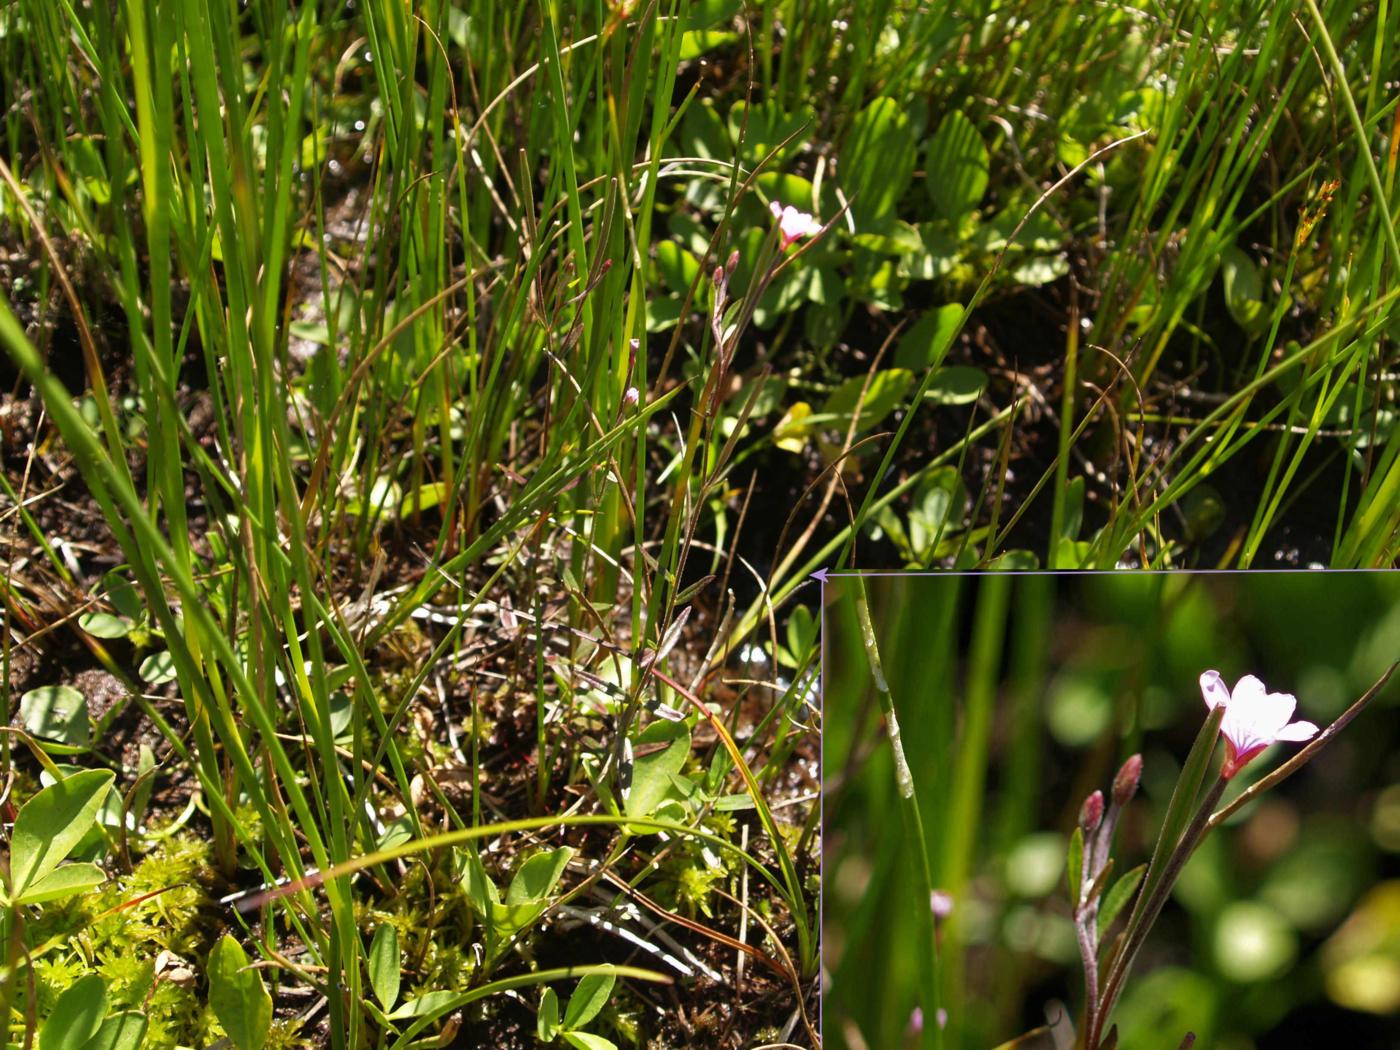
[1033,662,1398,1050]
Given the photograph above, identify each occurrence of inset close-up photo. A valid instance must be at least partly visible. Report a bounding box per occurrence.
[822,572,1400,1050]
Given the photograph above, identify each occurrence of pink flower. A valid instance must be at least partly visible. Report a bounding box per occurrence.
[769,201,822,248]
[1199,670,1319,779]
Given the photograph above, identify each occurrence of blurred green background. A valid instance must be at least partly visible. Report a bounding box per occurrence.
[823,572,1400,1049]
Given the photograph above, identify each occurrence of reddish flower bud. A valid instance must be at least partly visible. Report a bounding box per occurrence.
[1113,753,1143,806]
[712,265,725,285]
[1079,789,1104,833]
[726,249,740,274]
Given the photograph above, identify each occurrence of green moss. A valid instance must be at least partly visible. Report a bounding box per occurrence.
[24,831,218,1041]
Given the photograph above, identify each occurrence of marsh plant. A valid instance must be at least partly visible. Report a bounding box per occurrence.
[1008,666,1396,1050]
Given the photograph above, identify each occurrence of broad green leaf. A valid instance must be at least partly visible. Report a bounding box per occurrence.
[894,304,964,371]
[100,571,143,620]
[727,100,813,166]
[1010,255,1069,287]
[563,970,616,1030]
[9,769,114,900]
[460,849,500,917]
[20,685,90,747]
[677,98,731,163]
[368,924,401,1010]
[1100,864,1147,933]
[926,110,989,221]
[987,549,1039,570]
[820,369,914,432]
[654,241,700,298]
[562,1033,618,1050]
[1067,825,1084,907]
[17,861,107,905]
[208,934,272,1050]
[645,295,685,333]
[39,974,106,1050]
[389,989,461,1020]
[80,1011,148,1050]
[772,401,813,453]
[678,29,736,60]
[78,612,130,639]
[494,846,576,938]
[623,720,692,823]
[138,651,177,685]
[756,173,818,218]
[922,366,986,406]
[1221,244,1267,335]
[686,0,741,29]
[840,96,914,223]
[400,481,450,516]
[780,605,817,669]
[971,205,1064,254]
[507,846,575,906]
[537,987,561,1042]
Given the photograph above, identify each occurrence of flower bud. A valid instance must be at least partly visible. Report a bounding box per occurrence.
[1079,789,1104,834]
[906,1007,923,1036]
[1113,753,1143,806]
[930,889,953,920]
[726,249,740,274]
[622,386,640,408]
[712,265,725,285]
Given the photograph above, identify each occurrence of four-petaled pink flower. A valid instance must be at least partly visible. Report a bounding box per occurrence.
[1199,670,1319,780]
[770,201,822,248]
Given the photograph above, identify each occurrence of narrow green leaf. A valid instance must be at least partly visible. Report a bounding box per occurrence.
[537,987,560,1042]
[562,1033,618,1050]
[368,924,401,1011]
[39,974,106,1050]
[389,989,461,1021]
[1123,704,1223,943]
[1067,825,1084,906]
[460,849,501,917]
[1099,864,1147,935]
[207,934,272,1050]
[17,862,108,905]
[10,769,115,898]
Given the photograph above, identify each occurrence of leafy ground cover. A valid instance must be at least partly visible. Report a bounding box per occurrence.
[1,0,1398,1046]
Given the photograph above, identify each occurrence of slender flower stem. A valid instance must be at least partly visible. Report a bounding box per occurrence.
[1075,795,1121,1041]
[1091,774,1229,1047]
[852,578,943,1050]
[1075,914,1100,1040]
